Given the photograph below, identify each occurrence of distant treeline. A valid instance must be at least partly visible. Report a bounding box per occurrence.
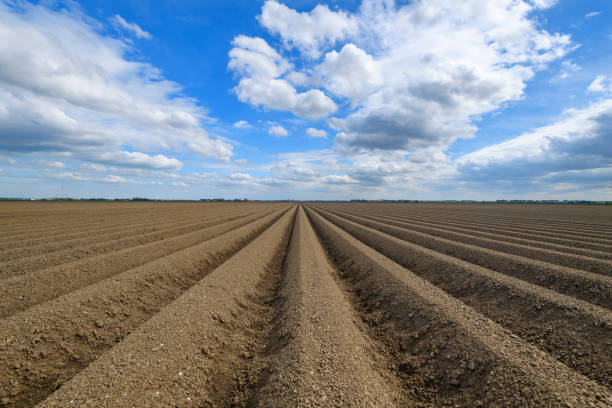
[1,198,610,204]
[345,199,612,205]
[0,197,255,202]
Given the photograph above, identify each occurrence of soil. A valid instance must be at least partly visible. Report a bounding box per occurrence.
[0,201,609,407]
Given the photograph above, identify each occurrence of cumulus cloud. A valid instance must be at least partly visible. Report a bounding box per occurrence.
[259,0,358,58]
[187,138,233,163]
[110,15,152,40]
[229,35,337,119]
[317,43,382,103]
[0,2,232,169]
[232,0,572,154]
[456,99,612,185]
[269,125,289,137]
[93,151,183,171]
[306,128,327,138]
[172,181,188,187]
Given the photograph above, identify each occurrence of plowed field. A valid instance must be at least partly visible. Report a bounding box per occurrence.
[0,202,610,407]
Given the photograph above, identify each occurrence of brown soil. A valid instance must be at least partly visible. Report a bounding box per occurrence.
[0,201,609,407]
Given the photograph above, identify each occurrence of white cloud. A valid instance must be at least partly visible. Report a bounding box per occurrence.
[327,117,347,131]
[40,160,66,169]
[585,11,602,19]
[229,36,337,119]
[306,128,327,138]
[92,151,183,170]
[187,138,233,163]
[322,174,357,184]
[557,59,581,79]
[234,158,250,165]
[103,175,128,183]
[588,75,612,93]
[228,35,291,79]
[80,162,107,172]
[318,43,382,103]
[233,120,252,128]
[172,181,188,187]
[530,0,558,9]
[233,0,572,153]
[110,14,152,40]
[259,0,358,58]
[0,2,232,168]
[456,99,612,185]
[269,125,289,137]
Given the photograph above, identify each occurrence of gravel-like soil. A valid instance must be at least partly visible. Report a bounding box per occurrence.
[0,201,609,407]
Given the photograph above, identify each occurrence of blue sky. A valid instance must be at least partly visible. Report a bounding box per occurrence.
[0,0,611,200]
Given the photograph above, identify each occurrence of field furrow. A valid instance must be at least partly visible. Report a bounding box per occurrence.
[0,206,291,407]
[326,205,612,246]
[0,201,609,408]
[320,207,612,274]
[359,204,612,234]
[0,203,279,249]
[0,208,283,318]
[341,207,612,255]
[306,207,611,407]
[0,212,221,260]
[0,210,260,273]
[306,207,612,386]
[314,207,612,309]
[252,207,405,407]
[0,210,186,239]
[0,212,202,250]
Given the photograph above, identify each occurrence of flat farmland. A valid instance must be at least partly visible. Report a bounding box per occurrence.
[0,202,610,407]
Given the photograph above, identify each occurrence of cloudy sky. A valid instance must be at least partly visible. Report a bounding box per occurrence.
[0,0,611,200]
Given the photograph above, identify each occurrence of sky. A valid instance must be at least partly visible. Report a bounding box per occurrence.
[0,0,611,200]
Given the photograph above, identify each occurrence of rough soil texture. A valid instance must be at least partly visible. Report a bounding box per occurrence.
[0,201,610,407]
[253,208,403,407]
[0,208,281,318]
[318,206,612,309]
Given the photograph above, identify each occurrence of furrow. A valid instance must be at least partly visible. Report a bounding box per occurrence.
[0,211,228,261]
[38,206,297,408]
[251,207,406,407]
[0,211,258,273]
[358,204,612,235]
[322,207,612,275]
[0,211,204,250]
[316,208,612,309]
[0,203,242,235]
[0,208,284,318]
[323,205,612,245]
[0,206,291,408]
[369,208,612,241]
[307,207,612,386]
[0,203,279,248]
[306,207,612,407]
[0,210,184,240]
[336,206,612,256]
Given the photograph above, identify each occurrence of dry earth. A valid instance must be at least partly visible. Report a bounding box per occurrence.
[0,201,610,407]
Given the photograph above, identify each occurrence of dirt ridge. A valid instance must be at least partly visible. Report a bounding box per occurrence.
[306,206,612,407]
